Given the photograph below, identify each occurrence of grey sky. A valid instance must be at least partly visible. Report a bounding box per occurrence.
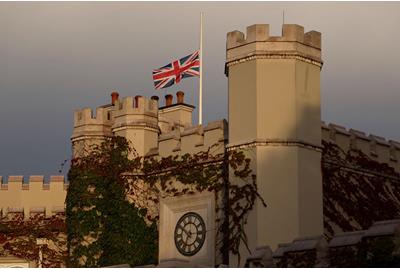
[0,2,399,177]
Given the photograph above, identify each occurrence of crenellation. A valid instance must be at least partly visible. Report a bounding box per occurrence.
[181,126,204,151]
[390,140,400,150]
[389,140,400,163]
[321,121,329,130]
[158,120,227,157]
[272,243,291,258]
[74,106,113,127]
[304,31,321,49]
[0,176,6,190]
[72,106,114,155]
[349,129,370,152]
[226,30,245,49]
[50,175,65,182]
[227,24,314,50]
[322,122,400,172]
[158,130,181,156]
[328,123,351,151]
[363,219,400,238]
[370,134,391,161]
[328,230,365,248]
[284,236,327,253]
[369,134,390,146]
[349,128,369,141]
[113,96,158,118]
[8,175,23,183]
[29,175,44,182]
[226,24,322,71]
[112,96,159,142]
[282,24,304,42]
[258,219,400,267]
[0,175,67,219]
[245,24,269,43]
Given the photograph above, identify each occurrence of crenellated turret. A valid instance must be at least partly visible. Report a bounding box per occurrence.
[71,93,116,157]
[226,24,322,73]
[226,23,324,263]
[111,95,159,156]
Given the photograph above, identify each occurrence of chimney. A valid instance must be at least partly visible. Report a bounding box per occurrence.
[151,95,159,102]
[111,91,119,105]
[176,91,184,104]
[165,94,173,106]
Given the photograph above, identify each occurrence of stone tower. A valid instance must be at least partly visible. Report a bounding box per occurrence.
[71,93,160,158]
[225,24,323,259]
[112,95,159,157]
[71,103,114,158]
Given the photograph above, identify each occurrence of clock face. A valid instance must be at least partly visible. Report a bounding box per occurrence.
[174,212,206,256]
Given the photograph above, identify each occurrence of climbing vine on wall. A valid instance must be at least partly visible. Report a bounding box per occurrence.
[66,136,265,267]
[322,140,400,238]
[130,143,266,265]
[66,137,157,267]
[0,213,67,267]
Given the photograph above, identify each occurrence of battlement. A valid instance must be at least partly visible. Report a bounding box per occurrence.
[227,24,321,49]
[245,219,400,267]
[74,107,113,128]
[113,96,158,118]
[321,121,400,171]
[157,119,227,157]
[72,106,114,144]
[226,24,322,69]
[0,175,68,190]
[112,96,159,130]
[0,175,67,218]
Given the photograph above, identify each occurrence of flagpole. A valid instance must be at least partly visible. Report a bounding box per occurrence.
[199,12,203,126]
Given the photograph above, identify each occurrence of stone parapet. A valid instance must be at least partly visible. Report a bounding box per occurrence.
[245,219,400,267]
[321,121,400,171]
[72,106,114,140]
[112,96,158,130]
[0,175,67,218]
[157,119,227,157]
[226,24,322,72]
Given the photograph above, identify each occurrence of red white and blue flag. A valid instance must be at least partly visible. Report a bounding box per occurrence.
[152,51,200,90]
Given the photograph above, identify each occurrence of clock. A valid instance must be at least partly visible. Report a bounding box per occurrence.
[174,212,206,256]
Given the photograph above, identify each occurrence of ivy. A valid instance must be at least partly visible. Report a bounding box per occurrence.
[322,140,400,237]
[0,213,67,267]
[66,137,157,267]
[66,137,265,267]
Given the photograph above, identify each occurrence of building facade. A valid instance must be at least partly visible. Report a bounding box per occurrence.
[1,22,400,267]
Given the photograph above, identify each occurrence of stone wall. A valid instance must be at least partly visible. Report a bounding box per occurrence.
[245,219,400,267]
[322,121,400,172]
[0,176,67,219]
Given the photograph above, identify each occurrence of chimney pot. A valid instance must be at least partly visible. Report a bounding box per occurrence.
[176,91,184,104]
[165,94,173,106]
[111,91,119,105]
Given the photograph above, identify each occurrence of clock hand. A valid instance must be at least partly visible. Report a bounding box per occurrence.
[179,225,192,238]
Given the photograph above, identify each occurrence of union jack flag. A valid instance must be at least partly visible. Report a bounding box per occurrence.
[153,51,200,90]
